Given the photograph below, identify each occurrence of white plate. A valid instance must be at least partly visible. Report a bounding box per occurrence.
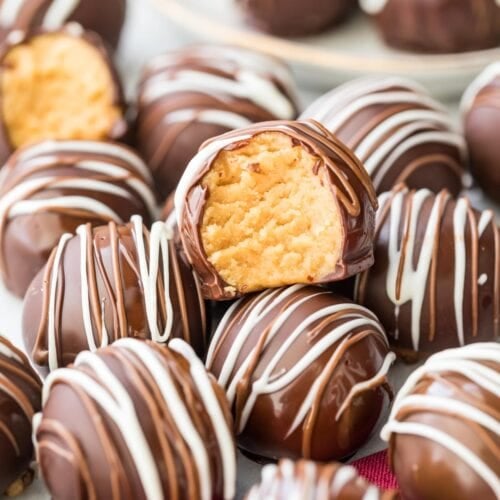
[149,0,500,98]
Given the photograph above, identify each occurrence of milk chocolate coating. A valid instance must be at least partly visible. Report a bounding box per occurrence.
[206,285,395,461]
[0,140,157,298]
[175,120,378,301]
[301,76,468,196]
[237,0,355,36]
[355,185,499,361]
[23,217,207,372]
[462,63,500,203]
[0,335,42,494]
[246,459,397,500]
[136,45,299,199]
[0,25,128,164]
[0,0,126,49]
[360,0,500,53]
[381,344,500,500]
[35,338,236,500]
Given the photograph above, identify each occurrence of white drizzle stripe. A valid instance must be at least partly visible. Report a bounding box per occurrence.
[0,340,23,363]
[301,76,466,188]
[356,109,456,163]
[17,141,153,181]
[331,465,357,495]
[0,0,25,27]
[478,211,494,237]
[302,77,429,119]
[453,198,468,346]
[43,349,164,500]
[143,69,295,120]
[9,197,122,221]
[0,176,127,220]
[385,189,442,350]
[381,344,500,499]
[460,62,500,115]
[113,339,212,500]
[381,187,493,351]
[383,421,500,498]
[77,225,109,353]
[163,109,252,129]
[169,339,236,500]
[46,216,178,370]
[319,92,452,133]
[372,131,467,190]
[146,46,297,100]
[209,286,392,436]
[130,217,174,343]
[47,233,73,372]
[42,0,80,29]
[390,394,500,435]
[360,0,389,14]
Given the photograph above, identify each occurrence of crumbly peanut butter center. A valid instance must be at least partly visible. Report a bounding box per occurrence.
[201,131,343,293]
[2,33,121,147]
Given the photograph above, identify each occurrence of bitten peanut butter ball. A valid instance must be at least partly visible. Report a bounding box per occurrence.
[0,335,42,496]
[206,285,395,461]
[246,459,397,500]
[355,185,499,362]
[175,120,378,300]
[0,24,127,163]
[34,338,236,500]
[382,343,500,500]
[0,0,126,50]
[0,140,158,298]
[23,217,207,372]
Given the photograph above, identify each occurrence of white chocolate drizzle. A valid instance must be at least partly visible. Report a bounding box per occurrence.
[247,459,384,500]
[42,216,202,371]
[460,62,500,115]
[358,185,499,352]
[207,285,394,440]
[0,0,80,29]
[301,76,468,191]
[381,343,500,499]
[359,0,389,15]
[37,338,235,500]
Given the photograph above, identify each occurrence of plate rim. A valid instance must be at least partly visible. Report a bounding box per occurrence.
[150,0,500,75]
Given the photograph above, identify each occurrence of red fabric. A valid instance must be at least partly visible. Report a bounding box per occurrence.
[352,450,399,491]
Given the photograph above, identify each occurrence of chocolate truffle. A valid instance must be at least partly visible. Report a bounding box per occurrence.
[381,343,500,500]
[0,24,127,164]
[34,338,236,500]
[0,335,42,496]
[236,0,355,37]
[175,120,378,300]
[136,45,299,198]
[0,140,158,298]
[23,216,207,371]
[0,0,126,49]
[355,185,499,362]
[246,459,397,500]
[360,0,500,53]
[301,76,469,195]
[461,63,500,203]
[206,285,395,461]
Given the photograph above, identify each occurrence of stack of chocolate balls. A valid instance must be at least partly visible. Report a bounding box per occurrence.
[0,2,497,499]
